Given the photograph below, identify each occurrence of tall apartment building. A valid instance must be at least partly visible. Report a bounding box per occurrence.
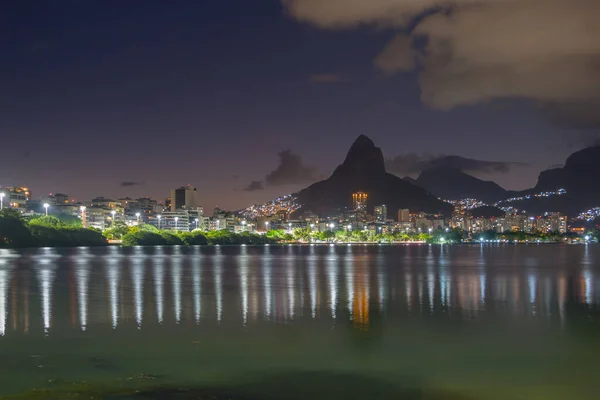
[170,185,198,211]
[398,209,410,223]
[352,192,368,213]
[374,205,387,222]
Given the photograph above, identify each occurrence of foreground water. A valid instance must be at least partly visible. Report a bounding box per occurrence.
[0,244,599,399]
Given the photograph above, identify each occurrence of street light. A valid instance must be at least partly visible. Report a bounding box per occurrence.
[157,215,161,229]
[310,223,315,230]
[0,192,4,210]
[135,212,140,224]
[195,218,199,230]
[80,206,87,227]
[347,225,352,231]
[329,223,335,231]
[265,221,270,230]
[174,217,179,231]
[43,203,49,216]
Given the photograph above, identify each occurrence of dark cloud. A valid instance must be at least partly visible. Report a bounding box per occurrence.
[284,0,600,128]
[386,154,527,176]
[265,150,319,186]
[120,181,145,187]
[309,73,347,83]
[243,181,264,191]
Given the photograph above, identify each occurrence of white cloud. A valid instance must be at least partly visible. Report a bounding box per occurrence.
[284,0,600,125]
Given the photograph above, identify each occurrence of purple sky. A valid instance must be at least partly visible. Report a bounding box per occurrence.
[1,0,594,210]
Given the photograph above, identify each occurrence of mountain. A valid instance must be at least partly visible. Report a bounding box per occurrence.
[415,167,508,203]
[513,145,600,214]
[295,135,452,216]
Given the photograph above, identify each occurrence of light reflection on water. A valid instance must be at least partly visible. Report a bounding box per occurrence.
[0,245,600,398]
[0,245,598,334]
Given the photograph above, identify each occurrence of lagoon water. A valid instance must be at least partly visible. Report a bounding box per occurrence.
[0,244,600,399]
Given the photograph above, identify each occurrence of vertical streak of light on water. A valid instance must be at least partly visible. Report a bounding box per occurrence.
[426,245,434,312]
[584,270,592,306]
[327,246,338,320]
[558,274,567,328]
[376,249,386,313]
[528,274,537,315]
[583,241,592,306]
[239,246,248,325]
[287,249,296,320]
[36,265,56,335]
[153,256,165,325]
[544,276,552,318]
[130,257,145,329]
[106,259,120,329]
[345,248,354,321]
[75,264,90,332]
[192,253,202,324]
[480,273,486,306]
[171,252,182,324]
[308,249,317,319]
[0,268,11,336]
[262,246,272,320]
[214,247,223,323]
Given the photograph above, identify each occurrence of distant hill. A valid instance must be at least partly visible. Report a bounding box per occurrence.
[511,145,600,215]
[415,166,508,203]
[295,135,453,216]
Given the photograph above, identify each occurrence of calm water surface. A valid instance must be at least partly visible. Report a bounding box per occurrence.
[1,244,600,399]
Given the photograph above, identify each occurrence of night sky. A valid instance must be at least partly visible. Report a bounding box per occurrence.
[2,0,598,210]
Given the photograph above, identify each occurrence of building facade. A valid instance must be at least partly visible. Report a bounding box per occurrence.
[352,192,368,213]
[170,185,198,211]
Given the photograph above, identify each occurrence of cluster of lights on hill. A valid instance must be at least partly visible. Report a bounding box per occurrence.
[240,194,301,219]
[240,188,572,219]
[445,189,567,213]
[576,208,600,222]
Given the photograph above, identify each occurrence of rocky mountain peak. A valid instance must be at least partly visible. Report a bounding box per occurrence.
[337,135,386,177]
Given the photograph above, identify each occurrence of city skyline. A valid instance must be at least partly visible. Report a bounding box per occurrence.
[2,1,599,210]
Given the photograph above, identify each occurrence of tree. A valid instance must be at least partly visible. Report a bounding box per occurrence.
[0,216,33,248]
[293,228,312,242]
[103,221,131,240]
[159,231,184,245]
[122,231,166,246]
[29,215,62,228]
[178,231,208,245]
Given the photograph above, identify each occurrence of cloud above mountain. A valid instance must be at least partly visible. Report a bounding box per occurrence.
[243,150,320,192]
[283,0,600,127]
[386,154,527,176]
[265,150,319,186]
[243,181,264,191]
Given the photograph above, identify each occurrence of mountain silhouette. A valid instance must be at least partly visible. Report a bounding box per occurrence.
[510,145,600,214]
[415,166,508,203]
[296,135,452,216]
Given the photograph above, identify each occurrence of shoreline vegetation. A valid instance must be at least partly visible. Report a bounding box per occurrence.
[1,209,597,249]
